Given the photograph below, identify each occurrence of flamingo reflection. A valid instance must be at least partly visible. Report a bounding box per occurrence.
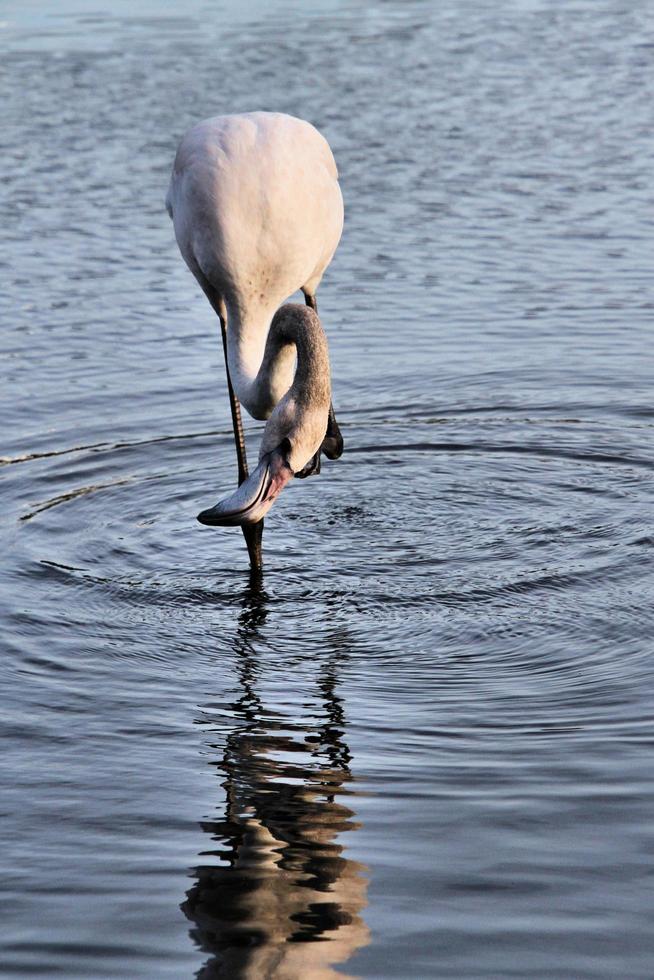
[184,583,369,979]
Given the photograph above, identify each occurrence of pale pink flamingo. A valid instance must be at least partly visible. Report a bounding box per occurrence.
[166,112,344,568]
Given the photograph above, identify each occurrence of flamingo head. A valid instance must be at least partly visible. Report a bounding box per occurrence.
[197,356,331,528]
[196,438,294,527]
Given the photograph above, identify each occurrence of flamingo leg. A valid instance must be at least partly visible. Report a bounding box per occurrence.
[217,313,249,486]
[201,279,263,571]
[218,313,263,571]
[302,290,318,313]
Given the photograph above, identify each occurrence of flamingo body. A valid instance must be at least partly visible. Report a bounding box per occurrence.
[166,113,344,534]
[166,112,343,418]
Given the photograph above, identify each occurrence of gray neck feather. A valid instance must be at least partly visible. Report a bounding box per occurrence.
[244,303,330,418]
[262,304,330,406]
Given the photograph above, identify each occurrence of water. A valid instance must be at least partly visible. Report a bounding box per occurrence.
[2,1,654,976]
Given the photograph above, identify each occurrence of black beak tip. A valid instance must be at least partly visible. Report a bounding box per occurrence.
[197,507,218,526]
[321,433,344,460]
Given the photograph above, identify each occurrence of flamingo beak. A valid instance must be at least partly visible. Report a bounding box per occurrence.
[197,447,294,527]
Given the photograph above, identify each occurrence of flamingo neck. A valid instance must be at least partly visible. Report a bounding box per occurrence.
[258,304,331,473]
[198,304,332,524]
[224,301,297,420]
[225,302,330,423]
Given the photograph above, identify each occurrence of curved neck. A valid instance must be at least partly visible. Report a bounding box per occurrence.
[225,303,329,420]
[224,300,295,419]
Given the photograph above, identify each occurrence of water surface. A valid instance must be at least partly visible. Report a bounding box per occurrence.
[2,1,654,976]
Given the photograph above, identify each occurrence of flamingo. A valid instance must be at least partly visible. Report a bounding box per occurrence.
[166,112,344,569]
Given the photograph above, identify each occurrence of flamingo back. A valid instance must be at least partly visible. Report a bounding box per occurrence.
[166,112,344,313]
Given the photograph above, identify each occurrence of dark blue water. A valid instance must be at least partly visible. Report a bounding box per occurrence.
[2,1,654,976]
